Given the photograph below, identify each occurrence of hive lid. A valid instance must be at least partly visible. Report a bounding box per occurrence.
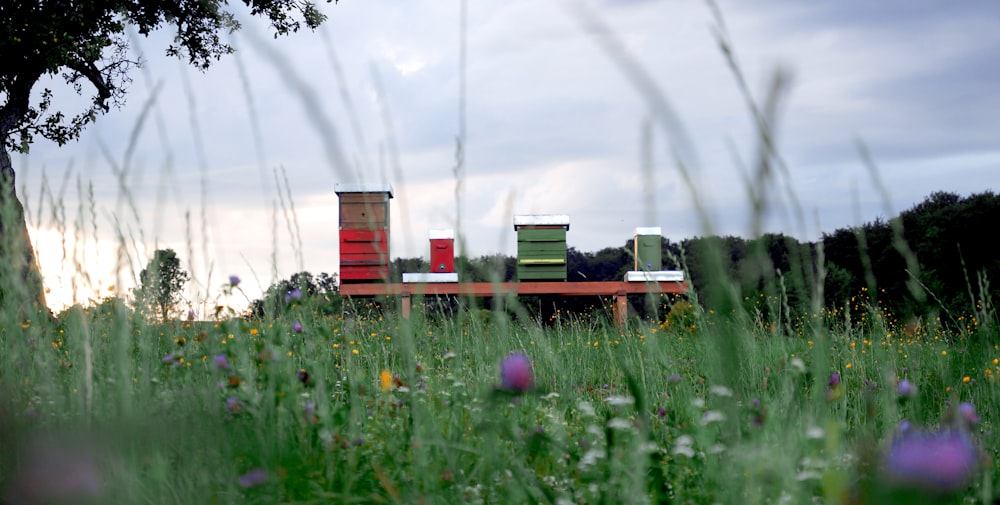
[624,270,685,282]
[402,272,459,283]
[335,182,394,197]
[513,214,570,230]
[634,226,663,236]
[428,229,455,239]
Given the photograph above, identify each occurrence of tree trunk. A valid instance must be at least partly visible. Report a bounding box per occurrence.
[0,145,49,322]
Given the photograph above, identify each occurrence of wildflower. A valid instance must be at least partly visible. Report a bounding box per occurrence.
[297,369,311,386]
[187,308,196,321]
[709,385,733,397]
[226,396,241,414]
[499,352,534,393]
[214,354,230,370]
[237,468,268,488]
[284,288,303,303]
[667,373,682,384]
[229,275,241,287]
[293,321,303,333]
[896,379,915,398]
[303,401,317,424]
[701,410,726,425]
[957,402,980,425]
[883,428,979,493]
[829,373,841,388]
[380,370,393,392]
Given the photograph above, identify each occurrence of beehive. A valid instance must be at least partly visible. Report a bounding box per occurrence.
[429,229,455,273]
[514,214,570,281]
[633,226,663,271]
[335,183,393,283]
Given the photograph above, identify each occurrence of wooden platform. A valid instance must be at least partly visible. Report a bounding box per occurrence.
[339,280,688,326]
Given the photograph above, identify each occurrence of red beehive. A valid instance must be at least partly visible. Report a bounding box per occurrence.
[428,229,455,273]
[335,183,393,283]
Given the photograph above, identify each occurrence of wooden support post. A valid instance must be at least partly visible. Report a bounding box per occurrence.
[614,291,627,327]
[401,291,411,320]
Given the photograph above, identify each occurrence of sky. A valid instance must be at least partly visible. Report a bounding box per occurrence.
[16,0,1000,313]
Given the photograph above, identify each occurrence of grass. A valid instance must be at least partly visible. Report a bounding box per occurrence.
[2,292,998,504]
[3,3,999,504]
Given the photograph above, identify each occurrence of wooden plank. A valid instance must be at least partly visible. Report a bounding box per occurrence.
[340,242,388,255]
[340,281,688,297]
[340,229,388,242]
[517,228,566,242]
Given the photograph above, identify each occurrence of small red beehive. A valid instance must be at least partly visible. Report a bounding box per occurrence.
[428,229,455,273]
[335,183,393,283]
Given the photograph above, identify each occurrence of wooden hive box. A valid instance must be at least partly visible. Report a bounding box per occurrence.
[335,183,393,283]
[429,228,456,273]
[633,226,663,271]
[514,214,570,281]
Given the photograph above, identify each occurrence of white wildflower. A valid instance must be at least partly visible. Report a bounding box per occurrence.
[605,395,635,406]
[607,417,632,430]
[701,410,726,425]
[709,385,733,397]
[790,357,806,373]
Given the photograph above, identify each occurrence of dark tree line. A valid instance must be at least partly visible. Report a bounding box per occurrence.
[380,191,998,327]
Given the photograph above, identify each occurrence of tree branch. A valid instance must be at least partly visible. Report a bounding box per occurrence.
[65,57,113,110]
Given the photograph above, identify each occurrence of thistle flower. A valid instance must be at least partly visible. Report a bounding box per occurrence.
[896,379,915,398]
[499,352,534,393]
[292,321,303,333]
[284,288,303,303]
[226,396,241,414]
[237,468,268,488]
[214,354,230,370]
[883,428,980,494]
[958,402,980,425]
[829,372,841,388]
[228,275,241,287]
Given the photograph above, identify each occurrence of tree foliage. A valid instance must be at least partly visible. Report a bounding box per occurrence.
[0,0,334,317]
[383,191,998,332]
[0,0,330,152]
[247,271,339,319]
[138,248,189,321]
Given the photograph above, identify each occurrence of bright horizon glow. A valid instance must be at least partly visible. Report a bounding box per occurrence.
[29,225,261,315]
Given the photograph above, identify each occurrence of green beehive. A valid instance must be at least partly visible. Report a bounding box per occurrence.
[634,226,663,271]
[514,214,570,281]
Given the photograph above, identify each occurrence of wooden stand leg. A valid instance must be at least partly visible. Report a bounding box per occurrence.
[614,291,627,328]
[401,291,411,320]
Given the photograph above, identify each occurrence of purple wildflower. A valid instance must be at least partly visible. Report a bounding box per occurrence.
[499,352,534,393]
[162,352,176,364]
[237,468,268,488]
[226,396,241,414]
[896,379,915,398]
[657,406,667,417]
[293,321,304,333]
[883,428,979,493]
[667,373,682,384]
[228,275,241,287]
[214,354,230,370]
[958,402,980,425]
[284,288,303,303]
[829,373,841,388]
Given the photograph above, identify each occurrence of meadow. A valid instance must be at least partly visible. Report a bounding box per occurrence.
[2,282,997,504]
[2,3,997,504]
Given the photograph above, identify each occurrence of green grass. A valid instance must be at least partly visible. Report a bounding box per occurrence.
[3,3,998,504]
[2,292,998,504]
